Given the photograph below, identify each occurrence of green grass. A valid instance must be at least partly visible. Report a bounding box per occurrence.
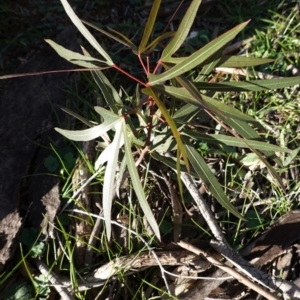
[1,0,300,299]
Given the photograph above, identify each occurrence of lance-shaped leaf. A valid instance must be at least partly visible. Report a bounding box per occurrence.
[60,107,95,127]
[60,0,113,65]
[152,84,257,123]
[194,50,223,82]
[103,120,123,240]
[95,137,125,170]
[122,119,161,240]
[185,142,245,220]
[139,0,161,53]
[221,117,285,184]
[161,55,274,68]
[148,20,250,84]
[151,152,198,177]
[194,76,300,92]
[183,129,292,152]
[82,21,138,53]
[162,0,202,59]
[91,70,124,114]
[217,56,274,68]
[143,87,190,172]
[45,40,109,69]
[173,103,202,120]
[55,107,119,141]
[144,31,175,53]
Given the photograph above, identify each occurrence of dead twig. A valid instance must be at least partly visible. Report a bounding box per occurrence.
[177,241,280,300]
[34,258,75,300]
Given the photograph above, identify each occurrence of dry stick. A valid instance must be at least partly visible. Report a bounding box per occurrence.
[34,258,75,300]
[177,241,280,300]
[172,160,300,299]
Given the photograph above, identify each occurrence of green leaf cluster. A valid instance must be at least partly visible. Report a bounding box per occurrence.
[40,0,299,240]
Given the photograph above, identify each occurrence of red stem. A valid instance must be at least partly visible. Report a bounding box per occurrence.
[113,64,147,87]
[138,54,148,75]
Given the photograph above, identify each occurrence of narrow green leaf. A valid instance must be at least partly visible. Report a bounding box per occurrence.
[183,129,291,152]
[162,0,202,59]
[159,55,274,68]
[122,119,161,240]
[195,76,300,92]
[55,108,119,141]
[151,152,198,177]
[152,84,257,123]
[139,0,161,53]
[222,117,283,168]
[194,50,223,82]
[60,0,113,64]
[45,40,108,68]
[143,87,190,172]
[92,71,124,114]
[82,21,138,52]
[242,140,286,191]
[144,31,175,53]
[283,148,300,167]
[217,56,274,68]
[60,108,94,127]
[173,104,201,120]
[149,20,250,84]
[103,120,123,240]
[185,142,245,220]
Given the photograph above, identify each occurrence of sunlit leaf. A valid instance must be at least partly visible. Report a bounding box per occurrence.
[149,20,250,84]
[122,119,161,240]
[60,0,113,64]
[55,107,119,141]
[45,40,108,68]
[139,0,161,53]
[162,0,202,59]
[103,120,123,240]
